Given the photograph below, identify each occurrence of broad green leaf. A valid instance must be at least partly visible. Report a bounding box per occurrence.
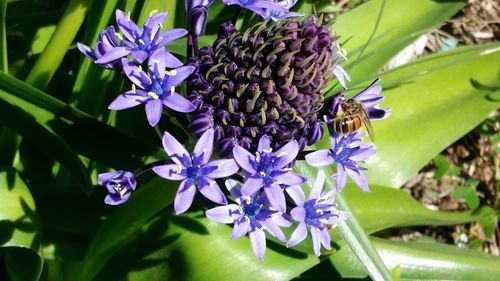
[0,72,162,171]
[25,0,94,90]
[94,208,320,281]
[357,43,500,188]
[0,96,90,187]
[333,0,467,89]
[330,237,500,280]
[78,177,177,281]
[342,183,497,234]
[0,167,43,281]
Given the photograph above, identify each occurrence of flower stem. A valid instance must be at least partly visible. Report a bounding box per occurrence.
[192,36,199,54]
[133,160,172,177]
[187,35,193,58]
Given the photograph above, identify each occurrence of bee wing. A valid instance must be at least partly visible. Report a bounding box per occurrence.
[359,106,375,142]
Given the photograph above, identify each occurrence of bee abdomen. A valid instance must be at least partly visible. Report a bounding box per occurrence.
[330,115,362,134]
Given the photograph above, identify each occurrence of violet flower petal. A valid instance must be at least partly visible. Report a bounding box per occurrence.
[162,93,196,113]
[305,149,335,167]
[249,227,266,261]
[198,176,227,204]
[162,131,190,165]
[309,170,326,200]
[94,47,130,64]
[205,204,241,223]
[274,140,299,169]
[336,164,347,192]
[273,172,305,186]
[115,10,140,42]
[174,179,197,214]
[286,222,307,247]
[204,159,239,178]
[193,129,214,164]
[145,99,163,126]
[285,185,305,206]
[310,227,321,256]
[153,164,187,181]
[231,217,250,239]
[232,145,257,173]
[108,90,149,110]
[241,176,264,196]
[263,184,286,212]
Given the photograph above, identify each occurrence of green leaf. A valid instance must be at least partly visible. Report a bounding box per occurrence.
[357,43,500,188]
[333,0,467,89]
[331,237,500,280]
[78,177,177,281]
[433,155,459,180]
[342,183,496,234]
[0,167,43,281]
[452,179,480,210]
[25,0,94,90]
[0,71,162,171]
[0,0,7,72]
[0,96,91,187]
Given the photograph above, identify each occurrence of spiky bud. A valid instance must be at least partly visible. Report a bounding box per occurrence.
[187,17,338,155]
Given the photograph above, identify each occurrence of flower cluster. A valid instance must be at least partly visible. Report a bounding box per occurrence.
[85,1,390,260]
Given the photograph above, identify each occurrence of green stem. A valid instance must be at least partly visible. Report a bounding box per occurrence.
[25,0,94,90]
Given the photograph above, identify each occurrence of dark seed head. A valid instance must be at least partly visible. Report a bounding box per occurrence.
[187,17,338,155]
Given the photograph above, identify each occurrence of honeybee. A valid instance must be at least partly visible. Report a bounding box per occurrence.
[327,99,374,141]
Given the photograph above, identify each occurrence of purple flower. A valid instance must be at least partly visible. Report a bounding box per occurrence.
[232,135,306,212]
[185,0,215,37]
[222,0,288,18]
[108,50,195,126]
[327,79,391,121]
[286,171,348,256]
[205,179,291,260]
[92,9,186,66]
[77,26,123,69]
[265,0,302,21]
[305,132,376,192]
[153,129,239,214]
[98,170,137,205]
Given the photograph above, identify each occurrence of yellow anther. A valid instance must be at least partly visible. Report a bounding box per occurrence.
[126,11,131,21]
[147,91,159,99]
[138,65,143,71]
[283,167,293,171]
[170,86,175,96]
[165,69,177,76]
[262,148,273,153]
[316,209,324,215]
[176,165,182,174]
[217,163,223,171]
[131,84,136,93]
[149,9,158,17]
[273,181,283,185]
[244,196,251,204]
[259,172,266,177]
[138,39,145,45]
[238,206,244,215]
[210,181,216,187]
[115,32,123,41]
